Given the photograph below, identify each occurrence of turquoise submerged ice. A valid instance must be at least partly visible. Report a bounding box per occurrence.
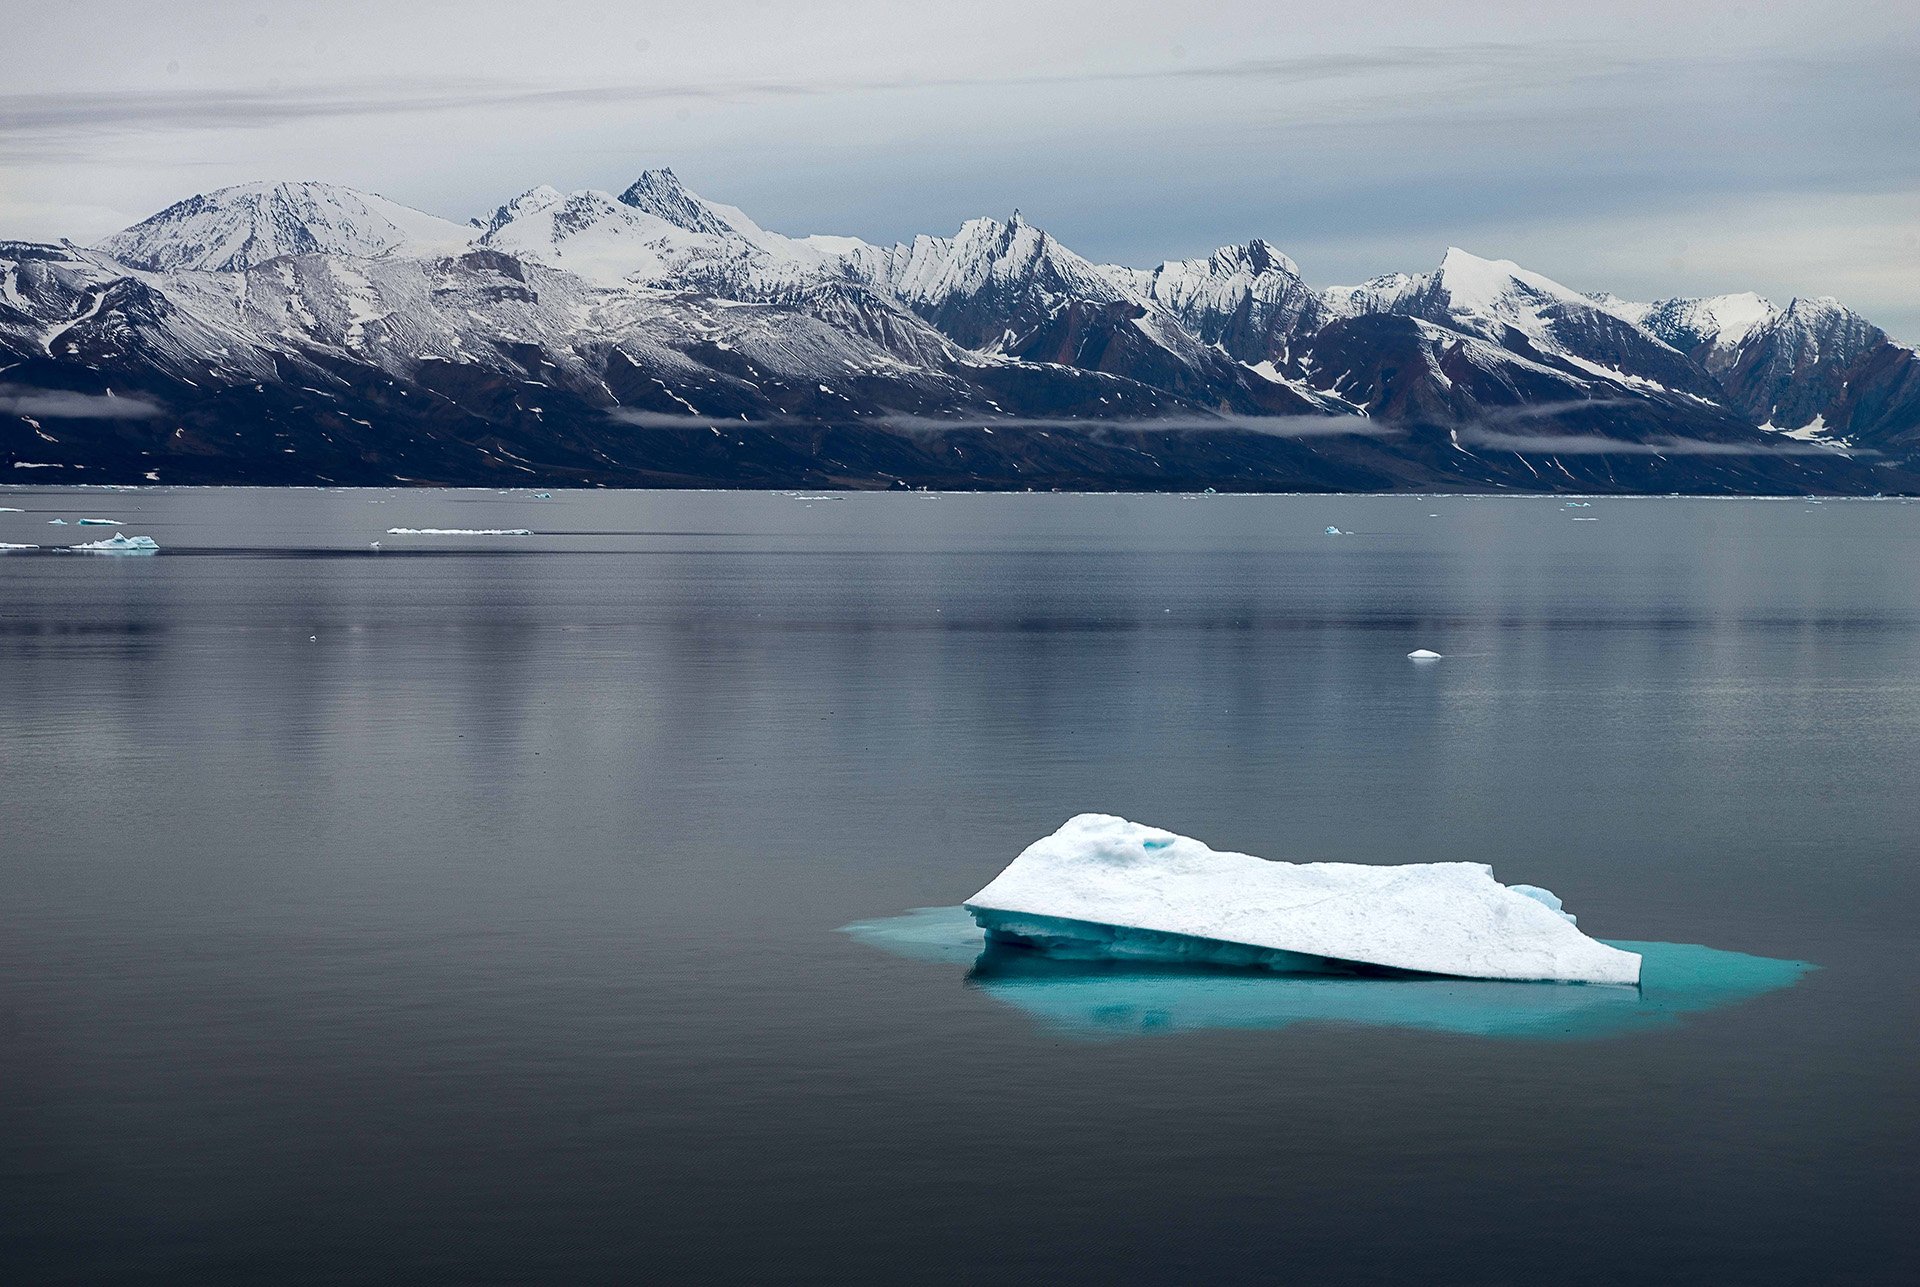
[964,815,1642,985]
[841,907,1813,1042]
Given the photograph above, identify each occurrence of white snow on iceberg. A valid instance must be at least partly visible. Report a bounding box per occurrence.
[964,815,1641,985]
[68,532,158,553]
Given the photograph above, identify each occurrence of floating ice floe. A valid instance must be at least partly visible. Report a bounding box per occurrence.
[68,532,159,553]
[962,814,1642,985]
[47,518,68,525]
[384,527,533,536]
[1407,648,1443,660]
[75,517,123,525]
[0,542,38,551]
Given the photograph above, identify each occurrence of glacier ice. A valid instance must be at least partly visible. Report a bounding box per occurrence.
[963,815,1642,985]
[68,532,158,553]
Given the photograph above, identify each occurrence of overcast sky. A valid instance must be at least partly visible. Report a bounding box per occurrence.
[8,1,1917,335]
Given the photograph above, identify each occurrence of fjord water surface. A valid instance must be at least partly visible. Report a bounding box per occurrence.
[2,488,1916,1285]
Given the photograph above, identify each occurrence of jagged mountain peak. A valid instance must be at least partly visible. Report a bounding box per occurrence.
[96,180,472,273]
[1238,238,1299,277]
[1766,296,1884,364]
[616,168,742,237]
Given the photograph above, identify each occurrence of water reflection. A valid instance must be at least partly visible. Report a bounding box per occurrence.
[843,907,1813,1041]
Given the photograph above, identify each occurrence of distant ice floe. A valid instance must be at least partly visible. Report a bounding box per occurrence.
[1407,649,1443,660]
[961,814,1641,985]
[75,517,123,525]
[68,532,158,553]
[385,527,533,536]
[0,541,38,551]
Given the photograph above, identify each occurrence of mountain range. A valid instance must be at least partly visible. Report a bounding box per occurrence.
[4,170,1916,492]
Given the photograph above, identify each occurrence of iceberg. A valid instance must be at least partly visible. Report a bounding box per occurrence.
[963,815,1641,985]
[68,532,159,553]
[1407,648,1443,660]
[385,527,533,536]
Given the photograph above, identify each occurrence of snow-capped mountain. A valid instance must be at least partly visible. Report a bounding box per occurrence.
[1362,247,1724,401]
[1718,297,1901,437]
[2,169,1914,492]
[1120,240,1330,369]
[95,181,472,274]
[839,212,1137,351]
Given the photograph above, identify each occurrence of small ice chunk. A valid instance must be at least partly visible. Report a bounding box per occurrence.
[1324,526,1344,535]
[963,815,1641,985]
[69,532,158,553]
[384,527,533,536]
[1407,649,1443,660]
[48,518,67,525]
[532,492,552,499]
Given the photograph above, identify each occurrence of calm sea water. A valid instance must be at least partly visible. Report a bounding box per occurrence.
[3,487,1917,1285]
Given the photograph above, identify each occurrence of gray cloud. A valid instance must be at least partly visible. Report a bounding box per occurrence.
[0,44,1594,142]
[0,385,164,419]
[1457,427,1860,457]
[609,408,1400,437]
